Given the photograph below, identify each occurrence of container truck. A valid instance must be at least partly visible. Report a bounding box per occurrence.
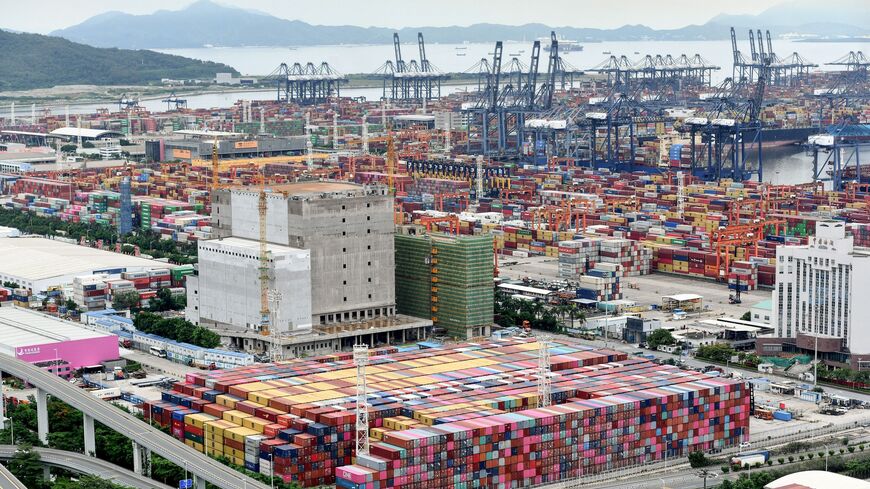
[731,450,770,467]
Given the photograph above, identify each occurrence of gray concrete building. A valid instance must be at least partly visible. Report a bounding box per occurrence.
[212,181,396,325]
[162,131,307,162]
[198,180,431,355]
[185,237,312,335]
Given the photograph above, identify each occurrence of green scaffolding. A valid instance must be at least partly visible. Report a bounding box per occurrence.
[395,233,494,338]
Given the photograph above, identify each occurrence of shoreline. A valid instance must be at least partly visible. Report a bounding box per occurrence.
[0,77,481,108]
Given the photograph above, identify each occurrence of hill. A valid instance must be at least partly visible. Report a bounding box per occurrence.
[49,0,870,49]
[0,29,239,91]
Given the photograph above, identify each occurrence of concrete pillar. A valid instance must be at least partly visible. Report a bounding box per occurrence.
[132,441,150,475]
[36,389,49,445]
[0,371,5,431]
[42,466,50,480]
[194,475,206,489]
[401,329,406,343]
[83,414,95,456]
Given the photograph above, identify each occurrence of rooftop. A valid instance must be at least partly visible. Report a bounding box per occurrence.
[765,471,870,489]
[752,299,773,311]
[49,127,123,139]
[231,180,362,195]
[0,307,114,355]
[201,236,306,255]
[0,237,175,284]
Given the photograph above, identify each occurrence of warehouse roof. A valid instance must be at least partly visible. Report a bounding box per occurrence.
[49,127,123,139]
[0,307,114,356]
[662,293,703,302]
[765,471,870,489]
[0,237,175,284]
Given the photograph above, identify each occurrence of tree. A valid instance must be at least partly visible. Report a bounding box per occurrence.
[696,344,736,363]
[7,444,47,489]
[60,144,78,153]
[52,475,129,489]
[689,450,708,468]
[112,290,141,311]
[64,299,79,313]
[647,329,676,350]
[740,311,752,321]
[2,281,20,289]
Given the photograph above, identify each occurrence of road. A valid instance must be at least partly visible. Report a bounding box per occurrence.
[0,446,171,489]
[0,355,268,489]
[562,334,870,403]
[121,350,199,380]
[0,463,25,489]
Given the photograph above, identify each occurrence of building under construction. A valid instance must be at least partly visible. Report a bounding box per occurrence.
[395,229,494,339]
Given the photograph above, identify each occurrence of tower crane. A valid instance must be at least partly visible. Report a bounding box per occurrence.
[257,175,272,338]
[386,124,397,194]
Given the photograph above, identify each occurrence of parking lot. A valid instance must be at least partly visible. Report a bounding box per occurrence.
[498,254,771,320]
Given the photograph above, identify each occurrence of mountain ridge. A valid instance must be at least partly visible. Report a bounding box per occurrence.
[47,0,870,49]
[0,29,239,91]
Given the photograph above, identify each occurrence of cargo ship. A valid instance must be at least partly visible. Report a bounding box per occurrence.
[761,126,820,147]
[543,39,583,52]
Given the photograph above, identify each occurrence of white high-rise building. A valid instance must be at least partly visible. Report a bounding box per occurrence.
[760,221,870,369]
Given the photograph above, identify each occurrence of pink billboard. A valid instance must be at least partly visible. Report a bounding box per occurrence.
[14,335,120,370]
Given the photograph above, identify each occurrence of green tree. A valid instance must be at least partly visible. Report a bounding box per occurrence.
[2,281,20,289]
[112,290,141,311]
[740,311,752,321]
[60,144,78,153]
[688,450,708,468]
[696,344,736,363]
[7,444,47,489]
[647,329,676,349]
[52,475,129,489]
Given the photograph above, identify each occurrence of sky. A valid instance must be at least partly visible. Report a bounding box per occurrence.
[0,0,790,34]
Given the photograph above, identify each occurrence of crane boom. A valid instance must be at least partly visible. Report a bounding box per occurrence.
[393,33,405,73]
[418,32,430,73]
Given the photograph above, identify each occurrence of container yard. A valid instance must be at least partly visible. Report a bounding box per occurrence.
[0,16,868,489]
[146,338,749,487]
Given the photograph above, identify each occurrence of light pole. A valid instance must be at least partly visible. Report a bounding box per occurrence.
[696,469,717,489]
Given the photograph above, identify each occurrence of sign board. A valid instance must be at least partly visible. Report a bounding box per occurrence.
[173,149,192,159]
[179,479,193,489]
[234,140,258,149]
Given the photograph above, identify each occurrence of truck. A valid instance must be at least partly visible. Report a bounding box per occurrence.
[731,450,770,468]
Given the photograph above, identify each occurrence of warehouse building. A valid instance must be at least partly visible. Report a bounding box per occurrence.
[395,229,494,339]
[0,307,119,377]
[758,220,870,369]
[185,237,313,334]
[213,181,396,324]
[202,181,431,354]
[0,236,176,293]
[160,130,307,162]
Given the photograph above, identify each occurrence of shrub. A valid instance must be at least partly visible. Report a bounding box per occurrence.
[754,462,761,469]
[778,458,785,465]
[849,446,855,453]
[788,456,794,463]
[829,450,836,457]
[721,466,730,473]
[799,455,805,461]
[843,438,850,446]
[840,448,845,454]
[766,460,773,466]
[808,453,815,460]
[860,444,865,452]
[819,452,825,458]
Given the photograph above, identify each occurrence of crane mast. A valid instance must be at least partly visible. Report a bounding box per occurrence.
[258,183,271,336]
[386,125,397,194]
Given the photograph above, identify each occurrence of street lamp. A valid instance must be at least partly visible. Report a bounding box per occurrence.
[696,469,718,489]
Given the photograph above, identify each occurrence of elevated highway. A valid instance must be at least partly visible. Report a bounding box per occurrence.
[0,355,268,489]
[0,463,26,489]
[0,446,172,489]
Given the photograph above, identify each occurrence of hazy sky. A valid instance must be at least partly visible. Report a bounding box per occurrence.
[0,0,790,34]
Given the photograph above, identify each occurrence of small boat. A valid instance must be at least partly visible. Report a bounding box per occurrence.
[456,53,466,57]
[455,46,467,50]
[602,51,611,55]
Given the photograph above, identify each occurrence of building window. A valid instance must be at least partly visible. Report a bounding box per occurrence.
[343,280,347,285]
[344,297,347,302]
[367,216,371,221]
[342,218,346,223]
[343,264,347,269]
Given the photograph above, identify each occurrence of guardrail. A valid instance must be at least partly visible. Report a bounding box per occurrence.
[529,417,870,489]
